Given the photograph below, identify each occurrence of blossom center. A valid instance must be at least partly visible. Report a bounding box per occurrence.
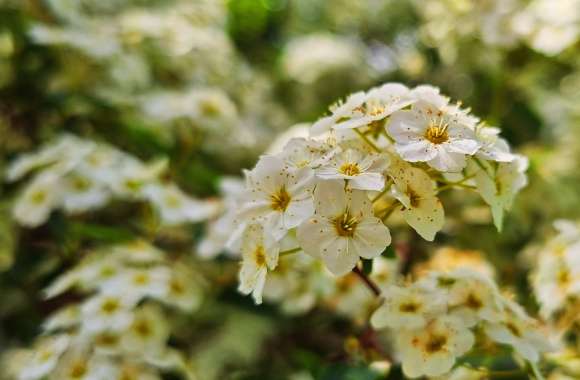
[170,279,185,295]
[254,245,267,267]
[339,162,361,176]
[465,293,483,310]
[134,320,152,337]
[424,122,449,144]
[30,190,47,204]
[425,334,448,354]
[506,322,522,337]
[200,100,220,117]
[69,361,88,378]
[100,298,120,314]
[72,176,91,192]
[333,212,359,237]
[132,273,150,285]
[406,187,421,208]
[270,186,291,211]
[399,301,421,313]
[164,194,182,208]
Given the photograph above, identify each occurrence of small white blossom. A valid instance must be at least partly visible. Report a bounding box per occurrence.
[80,294,137,335]
[12,172,62,227]
[311,92,367,136]
[317,148,388,191]
[238,224,280,304]
[19,335,70,380]
[238,155,315,240]
[297,180,391,275]
[388,87,480,172]
[396,316,475,378]
[371,284,445,329]
[143,183,219,225]
[484,299,550,362]
[389,158,445,241]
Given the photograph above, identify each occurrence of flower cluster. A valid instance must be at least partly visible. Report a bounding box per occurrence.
[417,0,580,58]
[10,240,199,380]
[230,83,527,304]
[6,134,218,227]
[371,268,549,378]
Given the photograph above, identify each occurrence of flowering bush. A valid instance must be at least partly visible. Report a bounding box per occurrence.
[1,1,580,380]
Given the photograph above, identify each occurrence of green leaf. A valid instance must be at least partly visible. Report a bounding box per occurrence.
[382,245,396,259]
[362,258,374,275]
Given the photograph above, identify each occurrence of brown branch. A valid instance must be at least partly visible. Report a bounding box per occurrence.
[352,266,381,297]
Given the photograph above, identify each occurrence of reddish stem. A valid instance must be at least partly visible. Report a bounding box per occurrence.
[352,266,381,297]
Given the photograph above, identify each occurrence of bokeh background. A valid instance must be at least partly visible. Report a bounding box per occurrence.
[0,0,579,379]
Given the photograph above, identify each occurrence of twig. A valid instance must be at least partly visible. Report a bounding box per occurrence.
[352,265,381,296]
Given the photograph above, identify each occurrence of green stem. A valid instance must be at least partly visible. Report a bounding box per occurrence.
[354,128,381,153]
[279,247,301,256]
[371,179,393,203]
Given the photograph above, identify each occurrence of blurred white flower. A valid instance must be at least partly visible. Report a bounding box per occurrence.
[371,284,445,329]
[282,33,365,84]
[396,316,475,378]
[144,183,219,225]
[484,299,551,362]
[19,335,70,380]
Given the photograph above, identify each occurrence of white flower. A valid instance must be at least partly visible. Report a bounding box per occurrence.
[311,92,367,136]
[197,178,246,259]
[50,350,104,380]
[396,316,475,378]
[277,137,338,170]
[61,173,111,214]
[153,266,203,312]
[532,253,572,318]
[43,306,81,332]
[143,183,219,225]
[263,251,325,314]
[389,158,445,241]
[121,305,170,356]
[317,148,388,191]
[470,155,529,230]
[13,172,62,227]
[297,180,391,275]
[442,270,504,327]
[484,299,550,362]
[5,134,91,182]
[110,240,165,265]
[371,284,445,329]
[107,158,168,199]
[282,33,364,85]
[19,335,70,380]
[100,267,171,303]
[238,224,280,304]
[388,86,480,172]
[332,83,414,131]
[475,125,516,163]
[238,155,315,240]
[80,294,137,335]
